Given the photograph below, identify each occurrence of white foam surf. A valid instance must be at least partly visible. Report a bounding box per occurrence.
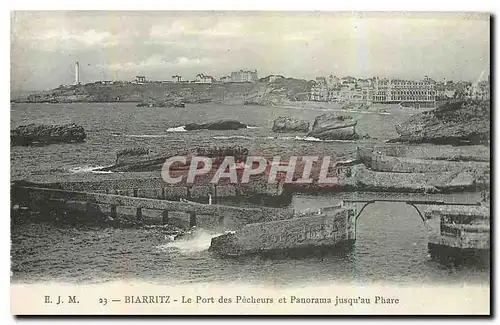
[293,136,346,143]
[156,229,223,254]
[69,165,113,174]
[166,125,187,132]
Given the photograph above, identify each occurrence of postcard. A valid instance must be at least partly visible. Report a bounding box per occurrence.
[10,11,491,315]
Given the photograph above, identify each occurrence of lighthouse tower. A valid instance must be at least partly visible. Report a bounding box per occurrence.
[75,61,80,85]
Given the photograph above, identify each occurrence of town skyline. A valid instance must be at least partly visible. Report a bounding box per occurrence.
[11,11,490,92]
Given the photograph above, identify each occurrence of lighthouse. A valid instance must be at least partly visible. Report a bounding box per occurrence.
[75,61,80,85]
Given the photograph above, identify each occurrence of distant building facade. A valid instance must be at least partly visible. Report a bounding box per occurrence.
[466,78,490,100]
[172,75,182,83]
[310,77,329,101]
[135,76,146,83]
[372,78,436,105]
[309,75,436,105]
[230,70,258,83]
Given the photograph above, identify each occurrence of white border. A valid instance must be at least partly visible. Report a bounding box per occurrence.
[3,1,497,324]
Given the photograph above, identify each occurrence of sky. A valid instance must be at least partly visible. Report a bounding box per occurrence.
[10,11,490,91]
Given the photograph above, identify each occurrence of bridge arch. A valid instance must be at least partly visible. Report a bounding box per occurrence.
[352,200,426,224]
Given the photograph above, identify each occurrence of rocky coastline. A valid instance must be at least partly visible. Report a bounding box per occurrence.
[389,99,490,145]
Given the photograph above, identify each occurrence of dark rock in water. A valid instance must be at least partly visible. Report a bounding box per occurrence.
[98,145,250,172]
[99,148,171,172]
[11,123,86,146]
[341,102,370,110]
[307,114,357,140]
[312,113,354,130]
[272,117,309,133]
[184,119,247,131]
[391,99,490,145]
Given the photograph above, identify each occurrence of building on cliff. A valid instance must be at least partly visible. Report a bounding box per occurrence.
[268,75,285,83]
[466,79,490,100]
[172,75,182,83]
[230,70,258,83]
[310,77,329,101]
[195,74,216,84]
[134,76,146,84]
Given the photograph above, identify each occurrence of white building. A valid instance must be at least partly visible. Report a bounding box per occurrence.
[268,75,285,83]
[195,74,215,84]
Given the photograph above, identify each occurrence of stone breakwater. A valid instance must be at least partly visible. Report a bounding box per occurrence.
[208,207,355,256]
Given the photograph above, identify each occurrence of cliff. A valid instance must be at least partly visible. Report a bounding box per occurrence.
[391,99,490,145]
[15,77,314,105]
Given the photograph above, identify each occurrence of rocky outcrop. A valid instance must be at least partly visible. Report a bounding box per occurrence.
[391,99,490,145]
[11,123,86,146]
[102,150,170,173]
[307,114,357,140]
[272,117,309,133]
[184,120,247,131]
[99,145,250,173]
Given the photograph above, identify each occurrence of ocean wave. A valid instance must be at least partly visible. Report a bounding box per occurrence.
[294,136,323,142]
[166,126,187,132]
[156,229,223,254]
[293,136,345,143]
[246,126,261,129]
[69,165,113,174]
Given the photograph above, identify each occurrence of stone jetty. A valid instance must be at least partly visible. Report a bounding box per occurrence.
[209,205,356,256]
[184,119,247,131]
